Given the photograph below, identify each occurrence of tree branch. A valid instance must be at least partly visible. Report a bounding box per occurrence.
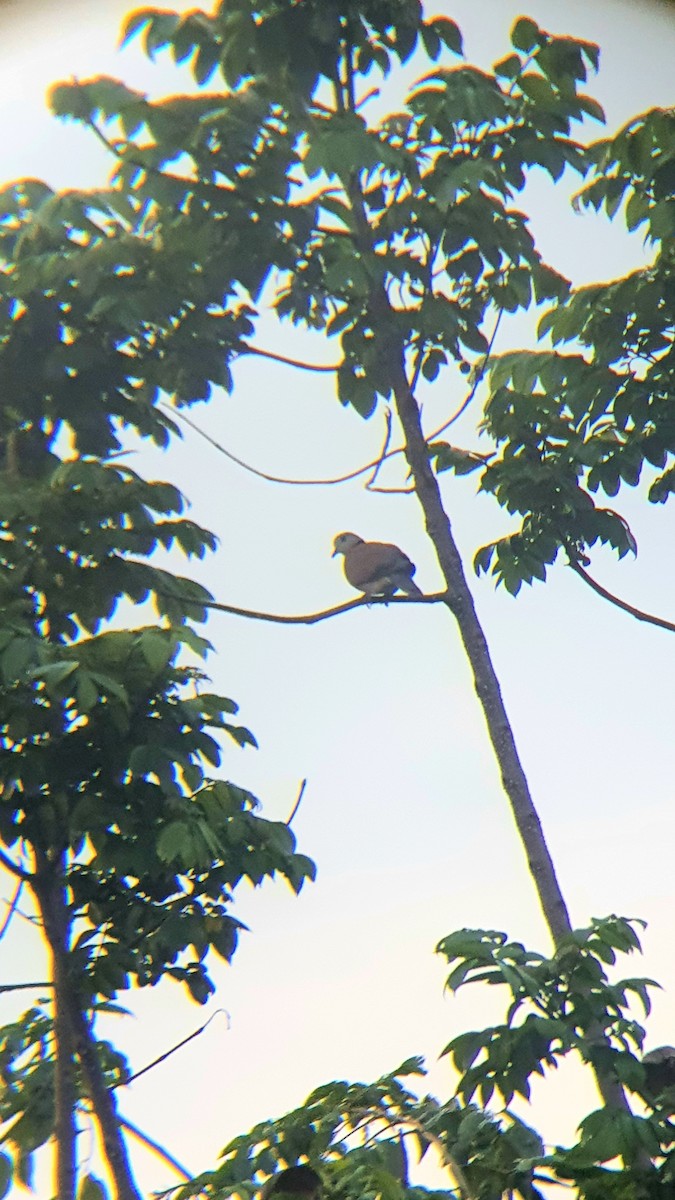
[286,780,307,827]
[239,343,341,373]
[118,1117,194,1183]
[570,561,675,634]
[0,847,32,882]
[364,409,394,491]
[0,980,52,993]
[426,307,503,433]
[359,1111,475,1200]
[0,879,23,940]
[122,1010,229,1088]
[32,842,144,1199]
[366,484,415,495]
[160,360,493,491]
[199,591,448,625]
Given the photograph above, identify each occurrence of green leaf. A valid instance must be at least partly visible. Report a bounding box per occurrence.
[156,820,189,864]
[519,73,558,108]
[493,53,521,80]
[78,1174,109,1200]
[120,9,153,48]
[1,638,36,683]
[511,18,540,53]
[139,630,174,673]
[76,671,100,713]
[429,17,463,57]
[0,1154,11,1200]
[145,11,181,59]
[28,660,79,688]
[194,40,220,86]
[578,93,605,123]
[420,23,441,62]
[430,442,488,476]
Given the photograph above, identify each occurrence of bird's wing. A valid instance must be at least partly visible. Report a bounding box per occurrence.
[345,541,413,588]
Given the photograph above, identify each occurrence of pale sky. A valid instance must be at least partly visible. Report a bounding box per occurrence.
[2,1,675,1197]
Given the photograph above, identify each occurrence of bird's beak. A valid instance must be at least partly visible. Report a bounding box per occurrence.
[331,548,338,557]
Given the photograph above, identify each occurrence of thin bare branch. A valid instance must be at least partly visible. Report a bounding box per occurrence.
[200,591,448,625]
[0,980,52,993]
[350,1107,474,1200]
[286,780,307,827]
[80,99,233,209]
[13,906,42,926]
[119,1117,194,1183]
[429,307,503,437]
[123,1010,230,1088]
[160,313,500,492]
[239,342,341,373]
[160,397,486,491]
[570,561,675,634]
[0,847,32,882]
[161,401,392,486]
[364,409,394,491]
[0,879,23,941]
[367,485,415,495]
[407,230,444,395]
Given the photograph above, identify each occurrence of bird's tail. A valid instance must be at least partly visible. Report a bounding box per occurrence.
[401,578,423,598]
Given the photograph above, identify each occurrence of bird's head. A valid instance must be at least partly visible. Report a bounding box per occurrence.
[332,532,363,558]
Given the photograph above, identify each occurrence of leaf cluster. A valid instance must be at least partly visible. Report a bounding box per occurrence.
[162,1056,545,1200]
[41,12,603,426]
[473,108,675,593]
[439,918,655,1109]
[0,3,671,1195]
[145,918,675,1200]
[0,1003,129,1193]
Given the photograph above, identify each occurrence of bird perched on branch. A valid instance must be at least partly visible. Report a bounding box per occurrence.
[643,1046,675,1108]
[261,1166,322,1200]
[332,532,423,599]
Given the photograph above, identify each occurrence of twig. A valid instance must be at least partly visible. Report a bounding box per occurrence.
[364,409,394,491]
[398,1115,474,1200]
[407,230,444,395]
[239,343,340,374]
[122,1010,230,1087]
[286,780,307,827]
[118,1117,194,1182]
[367,484,415,494]
[569,561,675,635]
[0,980,52,992]
[199,591,448,625]
[158,327,498,492]
[434,307,503,431]
[11,906,42,926]
[160,401,397,488]
[351,1108,474,1200]
[0,847,32,882]
[82,104,227,206]
[0,879,23,941]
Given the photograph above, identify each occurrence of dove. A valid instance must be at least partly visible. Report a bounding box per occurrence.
[332,532,422,599]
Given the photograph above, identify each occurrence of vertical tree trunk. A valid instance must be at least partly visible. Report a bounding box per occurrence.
[388,359,632,1114]
[343,119,632,1111]
[34,852,143,1200]
[69,1003,143,1200]
[390,367,573,945]
[34,859,78,1200]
